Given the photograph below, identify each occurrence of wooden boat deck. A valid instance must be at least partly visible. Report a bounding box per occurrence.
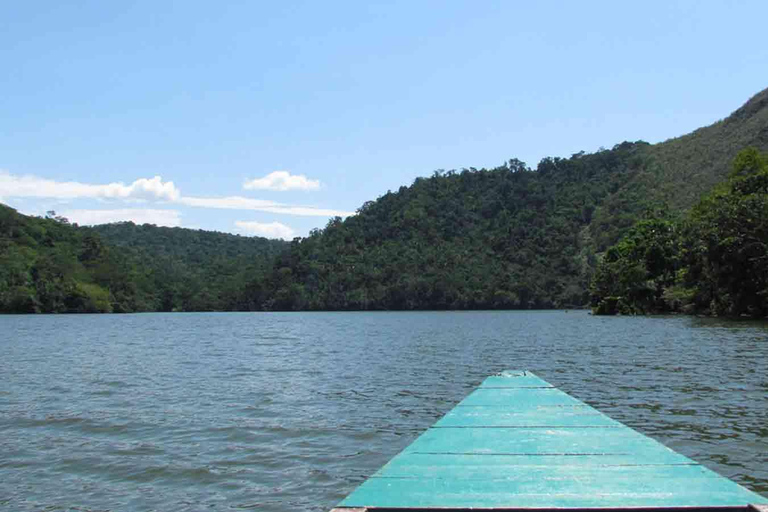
[331,371,768,511]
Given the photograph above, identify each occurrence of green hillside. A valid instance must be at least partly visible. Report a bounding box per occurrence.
[591,147,768,318]
[0,206,148,313]
[0,206,286,313]
[90,223,287,311]
[250,146,652,310]
[588,88,768,251]
[648,87,768,209]
[252,88,768,311]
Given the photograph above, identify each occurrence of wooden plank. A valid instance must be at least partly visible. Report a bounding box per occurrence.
[480,374,553,388]
[402,426,666,455]
[456,388,584,407]
[372,454,704,479]
[334,370,768,510]
[373,461,717,481]
[338,477,765,509]
[434,408,622,428]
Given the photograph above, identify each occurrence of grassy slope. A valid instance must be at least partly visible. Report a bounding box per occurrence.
[648,87,768,210]
[588,88,768,251]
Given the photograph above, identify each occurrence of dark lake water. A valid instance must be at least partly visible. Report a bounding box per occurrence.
[1,311,767,511]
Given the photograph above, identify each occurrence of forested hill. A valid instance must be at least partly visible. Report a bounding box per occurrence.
[0,206,286,313]
[252,145,651,310]
[89,223,287,311]
[92,222,283,261]
[251,87,768,311]
[0,205,147,313]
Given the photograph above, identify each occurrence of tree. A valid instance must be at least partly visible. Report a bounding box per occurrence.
[682,148,768,317]
[592,148,768,318]
[591,218,679,314]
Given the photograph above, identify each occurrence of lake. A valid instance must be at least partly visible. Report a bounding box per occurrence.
[1,311,766,511]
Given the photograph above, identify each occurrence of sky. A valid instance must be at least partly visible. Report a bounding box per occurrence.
[2,1,767,239]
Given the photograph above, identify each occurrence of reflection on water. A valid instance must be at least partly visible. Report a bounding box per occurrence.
[0,311,766,511]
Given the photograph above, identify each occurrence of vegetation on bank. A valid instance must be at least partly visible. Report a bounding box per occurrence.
[591,148,768,318]
[2,88,767,315]
[0,206,138,313]
[0,206,285,313]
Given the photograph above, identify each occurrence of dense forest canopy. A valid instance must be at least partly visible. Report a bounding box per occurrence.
[250,145,654,311]
[0,207,285,313]
[0,206,141,313]
[591,147,768,318]
[2,87,768,314]
[91,223,286,312]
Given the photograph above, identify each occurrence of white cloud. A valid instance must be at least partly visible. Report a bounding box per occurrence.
[243,171,321,191]
[261,205,354,216]
[0,170,353,219]
[235,220,296,240]
[0,172,180,201]
[178,195,281,210]
[120,176,180,201]
[60,208,182,227]
[179,195,354,217]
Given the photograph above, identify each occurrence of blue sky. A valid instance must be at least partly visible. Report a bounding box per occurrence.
[2,1,767,239]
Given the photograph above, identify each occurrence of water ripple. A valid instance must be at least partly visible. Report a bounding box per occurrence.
[0,311,766,511]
